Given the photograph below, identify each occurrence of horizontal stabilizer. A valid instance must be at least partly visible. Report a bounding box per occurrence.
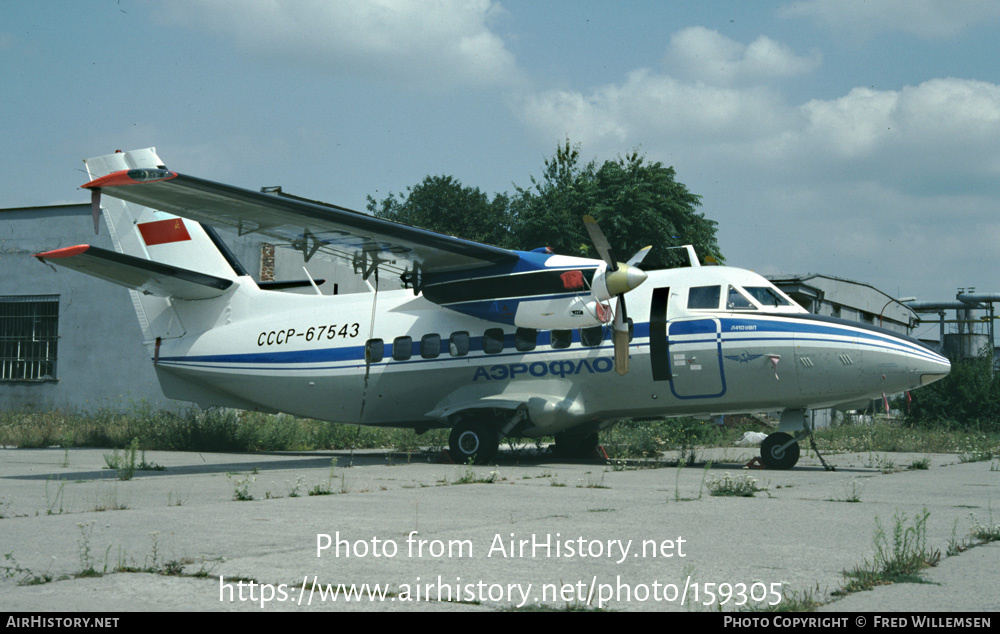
[34,245,233,300]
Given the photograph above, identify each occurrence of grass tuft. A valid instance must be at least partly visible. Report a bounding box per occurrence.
[837,508,940,594]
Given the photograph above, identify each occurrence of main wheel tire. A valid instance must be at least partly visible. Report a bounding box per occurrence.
[760,432,800,469]
[449,420,500,464]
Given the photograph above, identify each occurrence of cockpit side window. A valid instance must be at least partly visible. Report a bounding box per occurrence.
[744,286,791,307]
[727,285,756,310]
[688,285,721,309]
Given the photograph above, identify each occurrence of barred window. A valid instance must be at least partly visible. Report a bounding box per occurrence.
[0,295,59,382]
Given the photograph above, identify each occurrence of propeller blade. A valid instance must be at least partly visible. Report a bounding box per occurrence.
[626,245,652,268]
[613,295,629,375]
[582,215,617,267]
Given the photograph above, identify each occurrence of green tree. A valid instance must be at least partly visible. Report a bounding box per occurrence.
[366,175,514,248]
[905,351,1000,431]
[510,140,722,268]
[366,141,722,267]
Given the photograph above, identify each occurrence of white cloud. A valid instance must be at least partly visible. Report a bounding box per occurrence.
[519,68,795,150]
[663,27,821,85]
[779,0,1000,39]
[515,25,1000,299]
[158,0,521,91]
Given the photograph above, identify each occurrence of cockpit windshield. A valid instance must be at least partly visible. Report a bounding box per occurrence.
[743,286,791,307]
[685,282,796,312]
[726,285,755,310]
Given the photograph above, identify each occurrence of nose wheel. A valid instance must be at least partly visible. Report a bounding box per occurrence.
[759,432,800,470]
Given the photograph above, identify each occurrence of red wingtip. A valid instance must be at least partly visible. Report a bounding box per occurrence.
[82,168,177,189]
[34,245,91,259]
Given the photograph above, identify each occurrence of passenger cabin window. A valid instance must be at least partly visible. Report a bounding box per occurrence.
[449,331,470,356]
[727,285,755,310]
[688,285,721,309]
[515,328,537,351]
[743,286,791,307]
[366,339,384,364]
[483,328,505,354]
[392,336,412,361]
[421,334,441,359]
[581,326,604,347]
[550,330,571,349]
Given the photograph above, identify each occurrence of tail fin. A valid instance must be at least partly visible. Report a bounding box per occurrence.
[39,149,245,343]
[84,148,239,281]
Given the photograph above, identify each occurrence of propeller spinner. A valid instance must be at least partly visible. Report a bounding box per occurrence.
[582,215,650,375]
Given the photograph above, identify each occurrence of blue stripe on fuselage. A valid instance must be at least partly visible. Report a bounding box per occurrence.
[156,313,944,368]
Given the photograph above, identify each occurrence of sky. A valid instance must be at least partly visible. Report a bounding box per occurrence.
[3,1,1000,339]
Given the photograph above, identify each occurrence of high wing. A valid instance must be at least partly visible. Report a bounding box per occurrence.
[82,168,518,283]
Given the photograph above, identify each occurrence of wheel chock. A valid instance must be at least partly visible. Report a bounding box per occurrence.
[744,457,765,469]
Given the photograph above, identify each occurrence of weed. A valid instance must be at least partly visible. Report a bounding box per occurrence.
[229,474,256,501]
[908,456,931,470]
[947,518,969,556]
[103,438,136,480]
[831,480,864,503]
[2,552,54,586]
[671,460,711,502]
[453,464,504,485]
[969,505,1000,545]
[866,452,897,473]
[576,472,608,489]
[102,438,162,480]
[838,508,940,594]
[751,584,825,612]
[959,446,995,463]
[287,475,305,498]
[92,484,129,512]
[44,478,66,515]
[705,471,768,497]
[308,458,341,495]
[76,522,101,577]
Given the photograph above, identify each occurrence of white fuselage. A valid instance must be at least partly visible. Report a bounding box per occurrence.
[151,265,951,437]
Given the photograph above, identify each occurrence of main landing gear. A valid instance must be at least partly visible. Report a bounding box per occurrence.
[448,419,500,464]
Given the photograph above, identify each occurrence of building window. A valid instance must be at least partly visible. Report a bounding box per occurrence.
[0,295,59,382]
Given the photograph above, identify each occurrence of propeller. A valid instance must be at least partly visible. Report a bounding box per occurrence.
[582,215,650,375]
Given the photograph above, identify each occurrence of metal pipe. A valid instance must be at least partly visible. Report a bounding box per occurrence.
[957,293,1000,303]
[907,301,968,312]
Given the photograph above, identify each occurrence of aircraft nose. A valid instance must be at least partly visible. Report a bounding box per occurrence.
[911,344,950,387]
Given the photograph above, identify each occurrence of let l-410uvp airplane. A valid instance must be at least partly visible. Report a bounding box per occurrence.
[34,148,950,468]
